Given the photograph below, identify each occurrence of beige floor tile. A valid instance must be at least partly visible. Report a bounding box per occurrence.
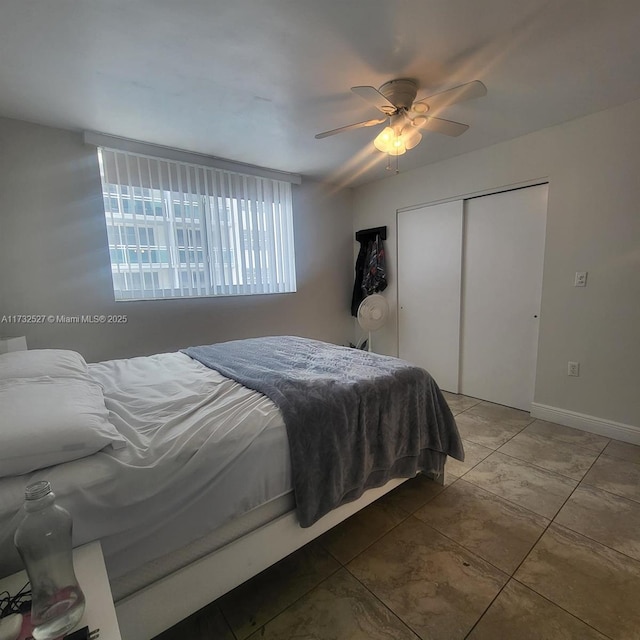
[555,484,640,561]
[582,454,640,503]
[348,516,508,640]
[526,420,609,453]
[455,412,527,449]
[382,473,452,513]
[463,452,577,519]
[248,568,419,640]
[467,579,608,639]
[465,401,535,429]
[414,479,549,574]
[155,603,234,640]
[318,497,408,564]
[442,391,482,414]
[516,524,640,639]
[219,541,340,639]
[498,431,599,480]
[446,439,493,478]
[602,439,640,464]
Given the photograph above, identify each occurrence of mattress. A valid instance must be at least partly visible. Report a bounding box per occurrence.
[110,491,295,601]
[0,352,293,580]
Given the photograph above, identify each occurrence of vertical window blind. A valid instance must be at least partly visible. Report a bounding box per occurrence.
[98,147,296,300]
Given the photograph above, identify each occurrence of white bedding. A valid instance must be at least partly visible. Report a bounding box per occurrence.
[0,352,292,580]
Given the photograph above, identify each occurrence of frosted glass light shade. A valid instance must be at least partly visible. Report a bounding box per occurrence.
[373,127,394,152]
[374,126,407,155]
[403,127,422,150]
[388,137,406,155]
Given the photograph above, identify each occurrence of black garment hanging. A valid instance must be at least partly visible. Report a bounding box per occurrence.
[351,227,388,316]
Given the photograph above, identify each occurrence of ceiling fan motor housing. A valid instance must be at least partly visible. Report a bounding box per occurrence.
[378,79,418,111]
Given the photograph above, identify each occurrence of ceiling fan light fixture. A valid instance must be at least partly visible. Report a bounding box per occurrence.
[374,126,408,155]
[412,102,428,114]
[413,115,428,127]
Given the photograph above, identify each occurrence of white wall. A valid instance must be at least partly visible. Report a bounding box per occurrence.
[353,98,640,430]
[0,117,354,362]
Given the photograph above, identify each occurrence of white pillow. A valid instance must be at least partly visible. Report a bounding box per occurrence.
[0,377,126,477]
[0,349,88,381]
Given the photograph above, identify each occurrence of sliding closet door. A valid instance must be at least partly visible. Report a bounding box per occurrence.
[460,184,548,410]
[398,201,463,392]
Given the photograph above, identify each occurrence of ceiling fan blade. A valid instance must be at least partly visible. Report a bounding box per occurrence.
[315,118,386,139]
[415,80,487,111]
[414,116,469,137]
[351,86,397,114]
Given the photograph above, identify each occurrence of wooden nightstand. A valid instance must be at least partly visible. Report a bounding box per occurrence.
[0,541,121,639]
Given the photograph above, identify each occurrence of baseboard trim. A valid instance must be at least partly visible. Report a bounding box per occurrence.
[531,403,640,445]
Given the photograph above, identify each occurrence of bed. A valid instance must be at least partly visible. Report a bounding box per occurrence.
[0,336,463,639]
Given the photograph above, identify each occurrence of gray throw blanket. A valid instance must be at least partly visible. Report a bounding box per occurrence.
[183,336,463,527]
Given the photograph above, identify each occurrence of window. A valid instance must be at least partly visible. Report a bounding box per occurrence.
[98,147,296,300]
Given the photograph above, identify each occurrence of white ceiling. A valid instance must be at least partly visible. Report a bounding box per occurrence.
[1,0,639,186]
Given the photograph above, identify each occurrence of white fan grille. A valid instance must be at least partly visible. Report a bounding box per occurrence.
[357,294,389,332]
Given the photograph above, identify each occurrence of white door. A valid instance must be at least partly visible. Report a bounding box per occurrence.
[398,201,463,392]
[460,184,548,410]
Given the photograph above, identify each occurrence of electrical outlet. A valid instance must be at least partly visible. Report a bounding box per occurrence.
[568,361,580,376]
[574,271,587,287]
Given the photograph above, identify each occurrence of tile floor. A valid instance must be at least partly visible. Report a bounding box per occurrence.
[155,394,640,640]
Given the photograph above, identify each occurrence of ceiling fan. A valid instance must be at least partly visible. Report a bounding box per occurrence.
[315,79,487,157]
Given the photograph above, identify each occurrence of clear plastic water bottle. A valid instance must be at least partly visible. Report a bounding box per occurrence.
[13,481,85,640]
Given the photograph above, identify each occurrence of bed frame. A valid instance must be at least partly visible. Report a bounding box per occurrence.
[115,476,415,639]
